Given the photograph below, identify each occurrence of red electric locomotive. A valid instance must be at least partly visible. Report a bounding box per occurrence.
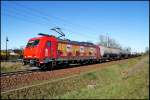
[23,33,101,69]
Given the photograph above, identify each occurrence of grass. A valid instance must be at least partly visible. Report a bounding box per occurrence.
[58,59,149,99]
[1,62,29,73]
[1,56,149,99]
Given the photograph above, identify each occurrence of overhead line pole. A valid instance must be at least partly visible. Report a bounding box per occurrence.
[6,36,9,61]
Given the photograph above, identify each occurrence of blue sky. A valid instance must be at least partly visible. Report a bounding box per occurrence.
[1,1,149,53]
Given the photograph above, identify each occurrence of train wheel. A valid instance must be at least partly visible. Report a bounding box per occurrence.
[40,63,49,71]
[46,61,56,71]
[23,61,27,65]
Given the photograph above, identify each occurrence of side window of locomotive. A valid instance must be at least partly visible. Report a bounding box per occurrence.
[66,44,72,52]
[80,46,84,52]
[26,41,34,47]
[26,39,40,47]
[47,41,51,47]
[33,40,40,46]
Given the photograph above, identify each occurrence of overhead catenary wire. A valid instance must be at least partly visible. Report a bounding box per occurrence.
[2,12,52,28]
[2,2,137,52]
[11,2,99,40]
[13,2,98,33]
[2,11,95,42]
[2,12,98,45]
[3,4,125,49]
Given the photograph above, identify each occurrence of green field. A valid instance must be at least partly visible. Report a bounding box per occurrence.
[1,62,29,73]
[1,56,149,99]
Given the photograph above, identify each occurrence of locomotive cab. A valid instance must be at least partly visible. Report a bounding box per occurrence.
[23,34,57,67]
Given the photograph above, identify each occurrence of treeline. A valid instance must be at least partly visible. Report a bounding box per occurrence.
[98,35,131,52]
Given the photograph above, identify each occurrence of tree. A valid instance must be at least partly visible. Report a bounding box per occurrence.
[98,35,108,46]
[98,35,122,49]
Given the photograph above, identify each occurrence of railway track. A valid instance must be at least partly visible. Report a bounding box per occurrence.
[0,69,41,77]
[0,59,115,78]
[0,56,141,92]
[0,56,136,78]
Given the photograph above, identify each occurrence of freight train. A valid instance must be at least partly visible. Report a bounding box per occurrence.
[23,33,134,70]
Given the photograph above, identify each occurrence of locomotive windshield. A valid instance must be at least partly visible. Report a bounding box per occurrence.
[26,39,40,47]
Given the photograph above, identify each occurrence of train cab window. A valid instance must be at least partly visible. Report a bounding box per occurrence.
[26,39,40,47]
[47,41,51,47]
[33,40,40,46]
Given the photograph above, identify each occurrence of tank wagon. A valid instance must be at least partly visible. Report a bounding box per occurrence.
[98,45,131,60]
[98,45,121,60]
[23,33,132,69]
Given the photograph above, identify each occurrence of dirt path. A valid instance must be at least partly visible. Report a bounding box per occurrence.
[122,56,149,79]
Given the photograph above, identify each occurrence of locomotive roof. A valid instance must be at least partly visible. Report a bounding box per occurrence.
[58,38,95,46]
[36,34,95,46]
